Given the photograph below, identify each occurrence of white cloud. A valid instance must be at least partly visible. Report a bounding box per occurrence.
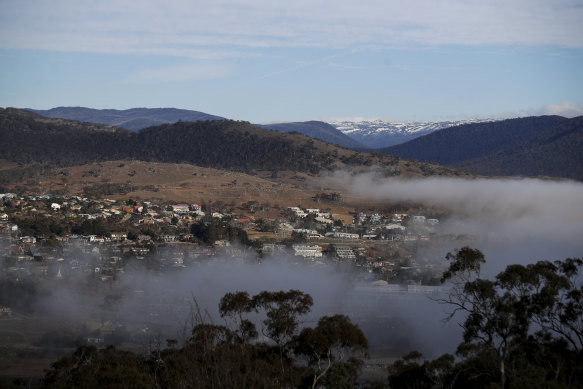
[328,173,583,223]
[325,173,583,274]
[497,102,583,119]
[539,102,583,118]
[1,0,583,57]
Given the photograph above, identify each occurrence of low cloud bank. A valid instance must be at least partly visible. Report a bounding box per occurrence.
[344,174,583,221]
[331,173,583,271]
[5,175,582,360]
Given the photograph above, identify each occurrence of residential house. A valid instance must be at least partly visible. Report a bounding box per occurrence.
[292,244,323,258]
[110,232,127,242]
[171,204,190,214]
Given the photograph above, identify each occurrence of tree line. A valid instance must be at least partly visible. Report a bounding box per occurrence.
[38,290,368,389]
[0,109,335,175]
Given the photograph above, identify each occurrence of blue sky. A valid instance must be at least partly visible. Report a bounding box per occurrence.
[1,0,582,123]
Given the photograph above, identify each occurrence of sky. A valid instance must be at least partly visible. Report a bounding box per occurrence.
[1,0,583,123]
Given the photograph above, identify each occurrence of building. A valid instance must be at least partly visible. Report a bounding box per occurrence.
[110,232,127,242]
[334,246,356,261]
[292,244,323,258]
[171,204,190,214]
[328,232,359,240]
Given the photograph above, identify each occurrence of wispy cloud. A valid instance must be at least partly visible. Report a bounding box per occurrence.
[2,0,583,58]
[125,62,233,83]
[496,102,583,119]
[236,50,356,86]
[538,102,583,117]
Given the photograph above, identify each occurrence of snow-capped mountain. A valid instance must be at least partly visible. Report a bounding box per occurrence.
[328,118,497,149]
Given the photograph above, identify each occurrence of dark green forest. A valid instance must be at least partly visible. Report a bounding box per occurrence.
[0,108,132,166]
[381,116,583,181]
[0,109,345,175]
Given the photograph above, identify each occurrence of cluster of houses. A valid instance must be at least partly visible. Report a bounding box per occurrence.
[1,191,446,287]
[0,192,455,353]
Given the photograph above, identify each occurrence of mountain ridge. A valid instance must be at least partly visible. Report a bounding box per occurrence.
[330,118,498,148]
[381,115,583,181]
[0,108,466,180]
[28,106,226,131]
[258,120,365,149]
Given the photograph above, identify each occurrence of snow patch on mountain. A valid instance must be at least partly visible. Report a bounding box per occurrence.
[328,118,497,148]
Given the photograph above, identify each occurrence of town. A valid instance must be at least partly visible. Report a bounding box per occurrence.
[0,189,466,367]
[1,191,455,290]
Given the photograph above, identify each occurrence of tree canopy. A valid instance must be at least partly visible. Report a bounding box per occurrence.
[389,247,583,389]
[41,290,369,389]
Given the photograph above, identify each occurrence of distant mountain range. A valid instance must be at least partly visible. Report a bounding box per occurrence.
[28,107,226,132]
[1,108,463,179]
[27,106,495,151]
[329,118,497,148]
[258,121,365,149]
[27,107,364,149]
[381,115,583,181]
[9,107,582,181]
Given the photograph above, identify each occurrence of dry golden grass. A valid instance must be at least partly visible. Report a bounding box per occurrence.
[3,160,365,218]
[1,158,457,220]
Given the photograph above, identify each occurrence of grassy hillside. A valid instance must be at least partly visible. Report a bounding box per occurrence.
[1,108,471,192]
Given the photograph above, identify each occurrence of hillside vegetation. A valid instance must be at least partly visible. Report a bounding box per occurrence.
[0,108,132,165]
[0,108,466,180]
[258,120,366,149]
[381,116,583,181]
[29,107,364,149]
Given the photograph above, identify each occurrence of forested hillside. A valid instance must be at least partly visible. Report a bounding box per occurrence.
[258,120,365,149]
[0,109,335,173]
[0,108,473,181]
[130,120,336,173]
[381,116,583,181]
[0,108,132,165]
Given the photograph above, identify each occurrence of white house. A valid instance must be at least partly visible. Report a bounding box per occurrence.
[292,244,323,258]
[330,232,359,240]
[412,215,426,224]
[171,204,190,214]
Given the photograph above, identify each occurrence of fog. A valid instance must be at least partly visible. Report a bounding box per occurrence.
[331,173,583,273]
[3,175,583,362]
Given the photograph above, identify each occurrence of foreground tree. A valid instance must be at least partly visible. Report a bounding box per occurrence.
[42,290,367,389]
[294,314,368,389]
[389,247,583,389]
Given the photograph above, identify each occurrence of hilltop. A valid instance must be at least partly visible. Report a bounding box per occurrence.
[29,107,366,149]
[381,115,583,181]
[28,107,226,131]
[331,118,497,148]
[0,108,467,180]
[258,120,365,149]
